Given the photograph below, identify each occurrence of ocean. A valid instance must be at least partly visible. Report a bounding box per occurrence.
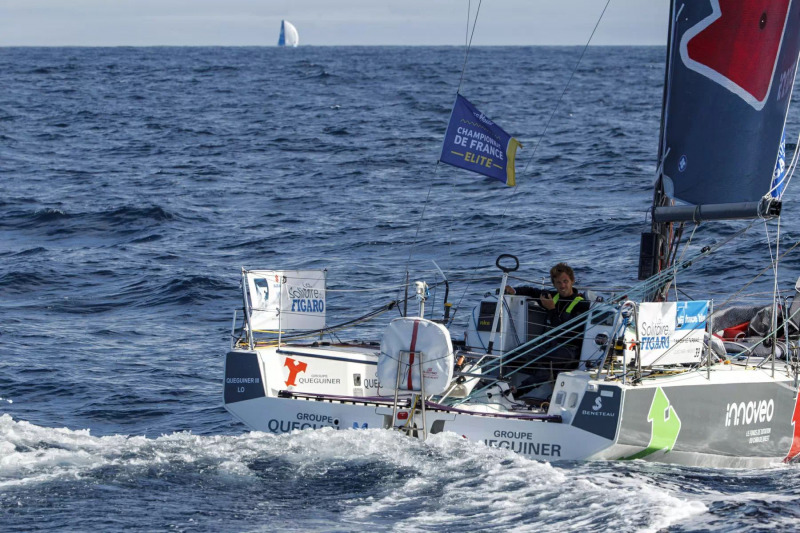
[2,46,800,532]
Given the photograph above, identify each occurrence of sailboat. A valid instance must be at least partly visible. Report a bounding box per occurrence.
[225,1,800,467]
[278,19,299,47]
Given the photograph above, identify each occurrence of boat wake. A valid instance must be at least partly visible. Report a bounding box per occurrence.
[0,414,708,531]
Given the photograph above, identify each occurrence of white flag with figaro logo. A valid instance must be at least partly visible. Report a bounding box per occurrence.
[246,270,326,331]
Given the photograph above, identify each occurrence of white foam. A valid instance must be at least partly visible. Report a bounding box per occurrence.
[338,433,708,531]
[0,415,708,530]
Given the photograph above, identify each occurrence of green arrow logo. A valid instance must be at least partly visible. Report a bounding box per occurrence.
[623,387,681,460]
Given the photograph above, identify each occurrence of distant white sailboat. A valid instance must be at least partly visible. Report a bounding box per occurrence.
[278,20,299,47]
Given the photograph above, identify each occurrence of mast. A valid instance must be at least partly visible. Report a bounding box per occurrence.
[638,0,677,291]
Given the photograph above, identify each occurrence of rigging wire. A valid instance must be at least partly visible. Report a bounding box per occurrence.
[773,216,782,374]
[459,230,800,404]
[381,0,613,328]
[449,0,614,324]
[765,218,779,284]
[457,0,482,94]
[401,0,482,316]
[442,0,486,323]
[240,299,402,346]
[765,217,783,370]
[398,170,437,313]
[456,230,760,404]
[716,237,800,309]
[671,222,698,300]
[521,0,612,174]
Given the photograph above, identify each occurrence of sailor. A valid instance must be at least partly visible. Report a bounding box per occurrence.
[505,262,590,395]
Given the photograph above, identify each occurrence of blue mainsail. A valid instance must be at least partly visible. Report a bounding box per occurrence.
[657,0,800,217]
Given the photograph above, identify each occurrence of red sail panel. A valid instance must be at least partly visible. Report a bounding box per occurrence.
[687,0,790,102]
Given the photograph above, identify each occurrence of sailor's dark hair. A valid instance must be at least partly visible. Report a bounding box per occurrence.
[550,262,575,282]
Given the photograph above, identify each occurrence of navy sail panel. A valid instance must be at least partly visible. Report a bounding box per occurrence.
[278,20,286,46]
[660,0,800,209]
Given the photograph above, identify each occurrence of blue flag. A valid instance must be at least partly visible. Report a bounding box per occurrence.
[439,94,521,186]
[772,130,787,199]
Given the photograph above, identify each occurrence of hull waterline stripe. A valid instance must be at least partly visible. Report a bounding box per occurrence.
[276,348,378,365]
[279,390,412,404]
[277,390,562,422]
[424,400,562,421]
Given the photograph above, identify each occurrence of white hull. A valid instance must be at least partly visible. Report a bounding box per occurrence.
[224,344,800,468]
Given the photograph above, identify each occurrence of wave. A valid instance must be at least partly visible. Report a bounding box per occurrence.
[0,205,182,233]
[132,275,231,308]
[0,271,53,293]
[0,415,706,531]
[12,247,48,257]
[192,65,240,74]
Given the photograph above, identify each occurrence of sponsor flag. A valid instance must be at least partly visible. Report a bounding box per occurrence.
[635,301,709,367]
[772,130,787,199]
[245,270,326,331]
[439,94,521,186]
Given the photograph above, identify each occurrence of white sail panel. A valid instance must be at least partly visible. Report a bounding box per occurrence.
[279,20,299,47]
[246,270,324,331]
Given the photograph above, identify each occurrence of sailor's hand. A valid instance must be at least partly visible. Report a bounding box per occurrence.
[504,286,516,295]
[540,292,555,310]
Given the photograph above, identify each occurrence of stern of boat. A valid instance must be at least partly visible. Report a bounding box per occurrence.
[223,350,267,423]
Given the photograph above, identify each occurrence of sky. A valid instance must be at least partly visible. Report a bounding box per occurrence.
[0,1,669,47]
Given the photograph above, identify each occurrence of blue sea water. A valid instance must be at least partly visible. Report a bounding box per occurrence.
[2,46,800,532]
